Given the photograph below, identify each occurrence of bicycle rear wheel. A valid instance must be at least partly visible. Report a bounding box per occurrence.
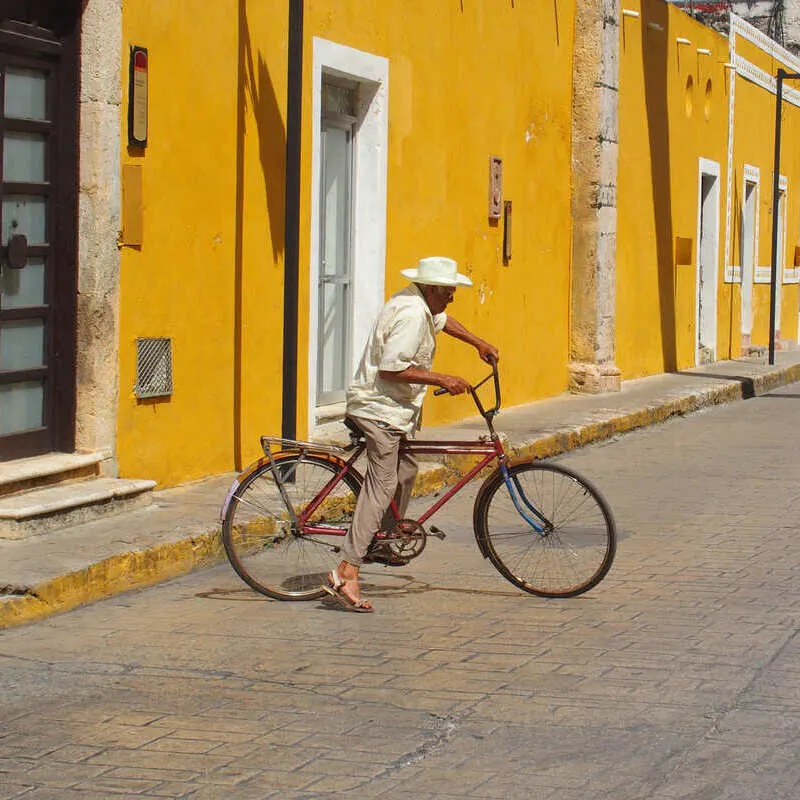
[474,462,616,597]
[222,454,361,600]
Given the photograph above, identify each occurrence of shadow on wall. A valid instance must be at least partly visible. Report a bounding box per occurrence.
[642,1,677,372]
[234,0,287,467]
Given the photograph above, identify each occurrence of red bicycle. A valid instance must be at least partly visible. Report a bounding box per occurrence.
[221,363,616,600]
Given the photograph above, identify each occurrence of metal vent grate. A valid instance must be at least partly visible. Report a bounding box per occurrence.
[135,337,173,399]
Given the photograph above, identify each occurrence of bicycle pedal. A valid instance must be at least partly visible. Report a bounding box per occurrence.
[429,526,446,540]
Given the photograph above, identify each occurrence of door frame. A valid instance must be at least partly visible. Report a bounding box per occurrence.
[308,38,388,432]
[696,158,721,365]
[0,5,80,460]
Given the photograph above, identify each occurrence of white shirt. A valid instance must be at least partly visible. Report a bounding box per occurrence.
[346,284,447,434]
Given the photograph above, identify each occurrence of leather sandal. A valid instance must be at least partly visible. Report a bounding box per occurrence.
[322,569,374,613]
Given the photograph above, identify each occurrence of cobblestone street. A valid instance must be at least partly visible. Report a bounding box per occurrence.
[2,384,800,799]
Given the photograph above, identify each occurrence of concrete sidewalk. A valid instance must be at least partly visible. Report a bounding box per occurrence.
[2,350,799,629]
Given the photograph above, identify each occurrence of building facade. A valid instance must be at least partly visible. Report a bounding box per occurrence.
[0,1,799,490]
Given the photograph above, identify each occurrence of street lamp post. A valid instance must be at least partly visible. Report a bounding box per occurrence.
[769,68,800,365]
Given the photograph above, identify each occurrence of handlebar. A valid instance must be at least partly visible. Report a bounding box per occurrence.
[433,358,501,421]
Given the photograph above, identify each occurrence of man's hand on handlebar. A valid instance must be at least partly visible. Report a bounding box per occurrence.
[437,375,471,396]
[476,341,499,365]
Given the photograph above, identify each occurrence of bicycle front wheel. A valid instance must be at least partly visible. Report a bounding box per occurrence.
[474,462,616,597]
[222,454,361,600]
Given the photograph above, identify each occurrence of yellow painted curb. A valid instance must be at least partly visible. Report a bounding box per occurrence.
[0,532,224,630]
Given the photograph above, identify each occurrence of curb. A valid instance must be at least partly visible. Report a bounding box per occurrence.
[0,533,223,629]
[510,362,800,462]
[3,361,798,629]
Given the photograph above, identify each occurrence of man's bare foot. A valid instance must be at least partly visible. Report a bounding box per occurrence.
[326,562,373,612]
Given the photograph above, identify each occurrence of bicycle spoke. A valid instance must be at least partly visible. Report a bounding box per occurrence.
[223,456,359,600]
[476,462,615,597]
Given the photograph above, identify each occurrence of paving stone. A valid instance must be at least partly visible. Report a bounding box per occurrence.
[85,749,232,773]
[142,738,219,755]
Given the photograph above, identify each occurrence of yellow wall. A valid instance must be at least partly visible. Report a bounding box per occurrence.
[119,0,577,485]
[617,0,730,378]
[618,4,800,377]
[118,0,288,485]
[729,39,800,348]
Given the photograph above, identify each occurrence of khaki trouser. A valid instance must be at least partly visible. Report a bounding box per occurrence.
[341,416,418,566]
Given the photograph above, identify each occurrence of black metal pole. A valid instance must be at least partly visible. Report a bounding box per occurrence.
[282,0,304,439]
[768,70,785,365]
[768,70,800,365]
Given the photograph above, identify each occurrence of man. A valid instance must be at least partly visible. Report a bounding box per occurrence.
[324,256,499,612]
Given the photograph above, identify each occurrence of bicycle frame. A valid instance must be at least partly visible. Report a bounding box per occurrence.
[248,361,549,538]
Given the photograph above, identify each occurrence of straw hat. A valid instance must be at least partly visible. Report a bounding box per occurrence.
[400,256,473,287]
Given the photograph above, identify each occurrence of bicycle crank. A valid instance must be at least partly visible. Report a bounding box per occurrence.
[384,519,427,561]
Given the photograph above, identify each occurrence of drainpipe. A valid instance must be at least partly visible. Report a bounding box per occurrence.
[282,0,304,438]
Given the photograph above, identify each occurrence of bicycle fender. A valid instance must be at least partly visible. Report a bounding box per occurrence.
[218,451,361,523]
[472,467,504,559]
[219,457,266,523]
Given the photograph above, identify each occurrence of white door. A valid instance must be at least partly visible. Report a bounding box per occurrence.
[696,162,720,365]
[316,82,355,406]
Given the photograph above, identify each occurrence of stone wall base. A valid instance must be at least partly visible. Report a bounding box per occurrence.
[569,362,622,394]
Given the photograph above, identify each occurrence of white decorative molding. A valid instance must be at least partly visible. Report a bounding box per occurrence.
[731,14,800,75]
[722,23,737,286]
[755,265,772,283]
[783,267,799,284]
[732,54,800,108]
[743,164,760,183]
[722,21,737,294]
[725,265,742,283]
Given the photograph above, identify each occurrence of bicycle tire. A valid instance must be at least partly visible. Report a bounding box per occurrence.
[473,461,616,598]
[222,453,362,600]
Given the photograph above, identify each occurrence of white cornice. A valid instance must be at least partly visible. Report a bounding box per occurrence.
[732,53,800,108]
[730,13,800,75]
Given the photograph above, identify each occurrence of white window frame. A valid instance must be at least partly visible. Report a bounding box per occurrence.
[780,177,797,284]
[308,38,388,431]
[755,174,786,282]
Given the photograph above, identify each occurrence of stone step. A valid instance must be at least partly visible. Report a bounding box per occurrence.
[0,452,107,498]
[0,477,157,540]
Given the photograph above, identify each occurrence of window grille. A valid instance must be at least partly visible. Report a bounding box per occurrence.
[135,337,173,399]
